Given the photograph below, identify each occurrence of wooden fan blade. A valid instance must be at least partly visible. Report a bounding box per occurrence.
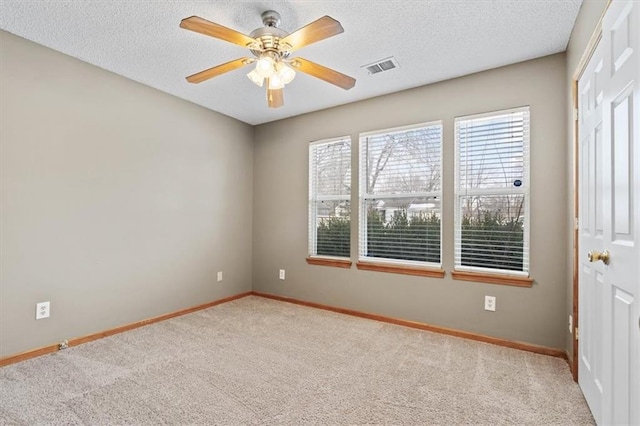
[180,16,257,48]
[291,58,355,90]
[280,16,343,51]
[266,85,284,108]
[186,58,253,84]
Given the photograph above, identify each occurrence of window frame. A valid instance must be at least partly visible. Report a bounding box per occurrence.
[307,136,352,263]
[453,106,531,278]
[358,121,444,270]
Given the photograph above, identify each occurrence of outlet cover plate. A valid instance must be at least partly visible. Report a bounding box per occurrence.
[484,296,496,312]
[217,271,223,282]
[36,301,50,319]
[279,269,285,280]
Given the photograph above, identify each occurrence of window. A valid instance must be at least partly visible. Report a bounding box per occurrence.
[308,137,351,259]
[359,122,442,266]
[454,107,530,275]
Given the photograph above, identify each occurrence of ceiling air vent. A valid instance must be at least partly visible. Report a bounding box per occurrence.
[362,57,400,75]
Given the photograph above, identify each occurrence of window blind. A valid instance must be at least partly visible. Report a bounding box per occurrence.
[308,137,351,258]
[454,107,530,274]
[364,126,442,195]
[359,122,442,265]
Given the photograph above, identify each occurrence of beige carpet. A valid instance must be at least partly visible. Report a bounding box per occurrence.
[0,295,594,425]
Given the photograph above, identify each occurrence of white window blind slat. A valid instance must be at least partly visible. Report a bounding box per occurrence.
[454,107,530,275]
[311,139,351,198]
[309,137,351,258]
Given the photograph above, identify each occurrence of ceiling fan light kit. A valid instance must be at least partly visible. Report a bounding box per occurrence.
[180,10,355,109]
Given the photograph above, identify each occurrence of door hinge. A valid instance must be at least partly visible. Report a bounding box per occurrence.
[574,108,579,121]
[575,327,579,340]
[575,217,579,230]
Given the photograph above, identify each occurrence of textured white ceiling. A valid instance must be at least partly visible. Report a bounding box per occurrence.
[0,1,583,125]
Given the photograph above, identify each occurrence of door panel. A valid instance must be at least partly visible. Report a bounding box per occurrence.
[612,90,632,238]
[612,288,632,426]
[610,1,633,73]
[595,125,603,236]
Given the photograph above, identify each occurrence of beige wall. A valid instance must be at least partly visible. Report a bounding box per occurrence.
[564,0,609,358]
[0,31,254,357]
[2,8,600,358]
[253,53,568,349]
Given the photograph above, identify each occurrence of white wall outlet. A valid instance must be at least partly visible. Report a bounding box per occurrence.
[484,296,496,312]
[217,271,223,282]
[279,269,285,280]
[569,314,573,333]
[36,301,50,319]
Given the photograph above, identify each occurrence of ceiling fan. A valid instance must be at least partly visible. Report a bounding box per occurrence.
[180,10,356,108]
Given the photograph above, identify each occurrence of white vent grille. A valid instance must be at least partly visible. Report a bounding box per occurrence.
[362,57,400,75]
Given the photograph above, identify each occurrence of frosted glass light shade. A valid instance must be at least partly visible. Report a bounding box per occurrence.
[256,56,275,78]
[247,69,264,87]
[278,64,296,84]
[268,73,284,89]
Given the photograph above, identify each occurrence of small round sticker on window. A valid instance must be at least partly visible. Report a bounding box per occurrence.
[513,179,522,187]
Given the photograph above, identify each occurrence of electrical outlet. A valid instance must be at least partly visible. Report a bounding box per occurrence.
[217,271,223,282]
[484,296,496,312]
[569,315,573,333]
[279,269,285,280]
[36,301,50,319]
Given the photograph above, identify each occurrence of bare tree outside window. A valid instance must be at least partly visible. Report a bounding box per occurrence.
[359,123,443,265]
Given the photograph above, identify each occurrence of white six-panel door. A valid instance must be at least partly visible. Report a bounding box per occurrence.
[578,33,605,424]
[578,1,639,425]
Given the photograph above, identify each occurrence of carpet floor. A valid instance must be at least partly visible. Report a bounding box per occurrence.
[0,295,594,425]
